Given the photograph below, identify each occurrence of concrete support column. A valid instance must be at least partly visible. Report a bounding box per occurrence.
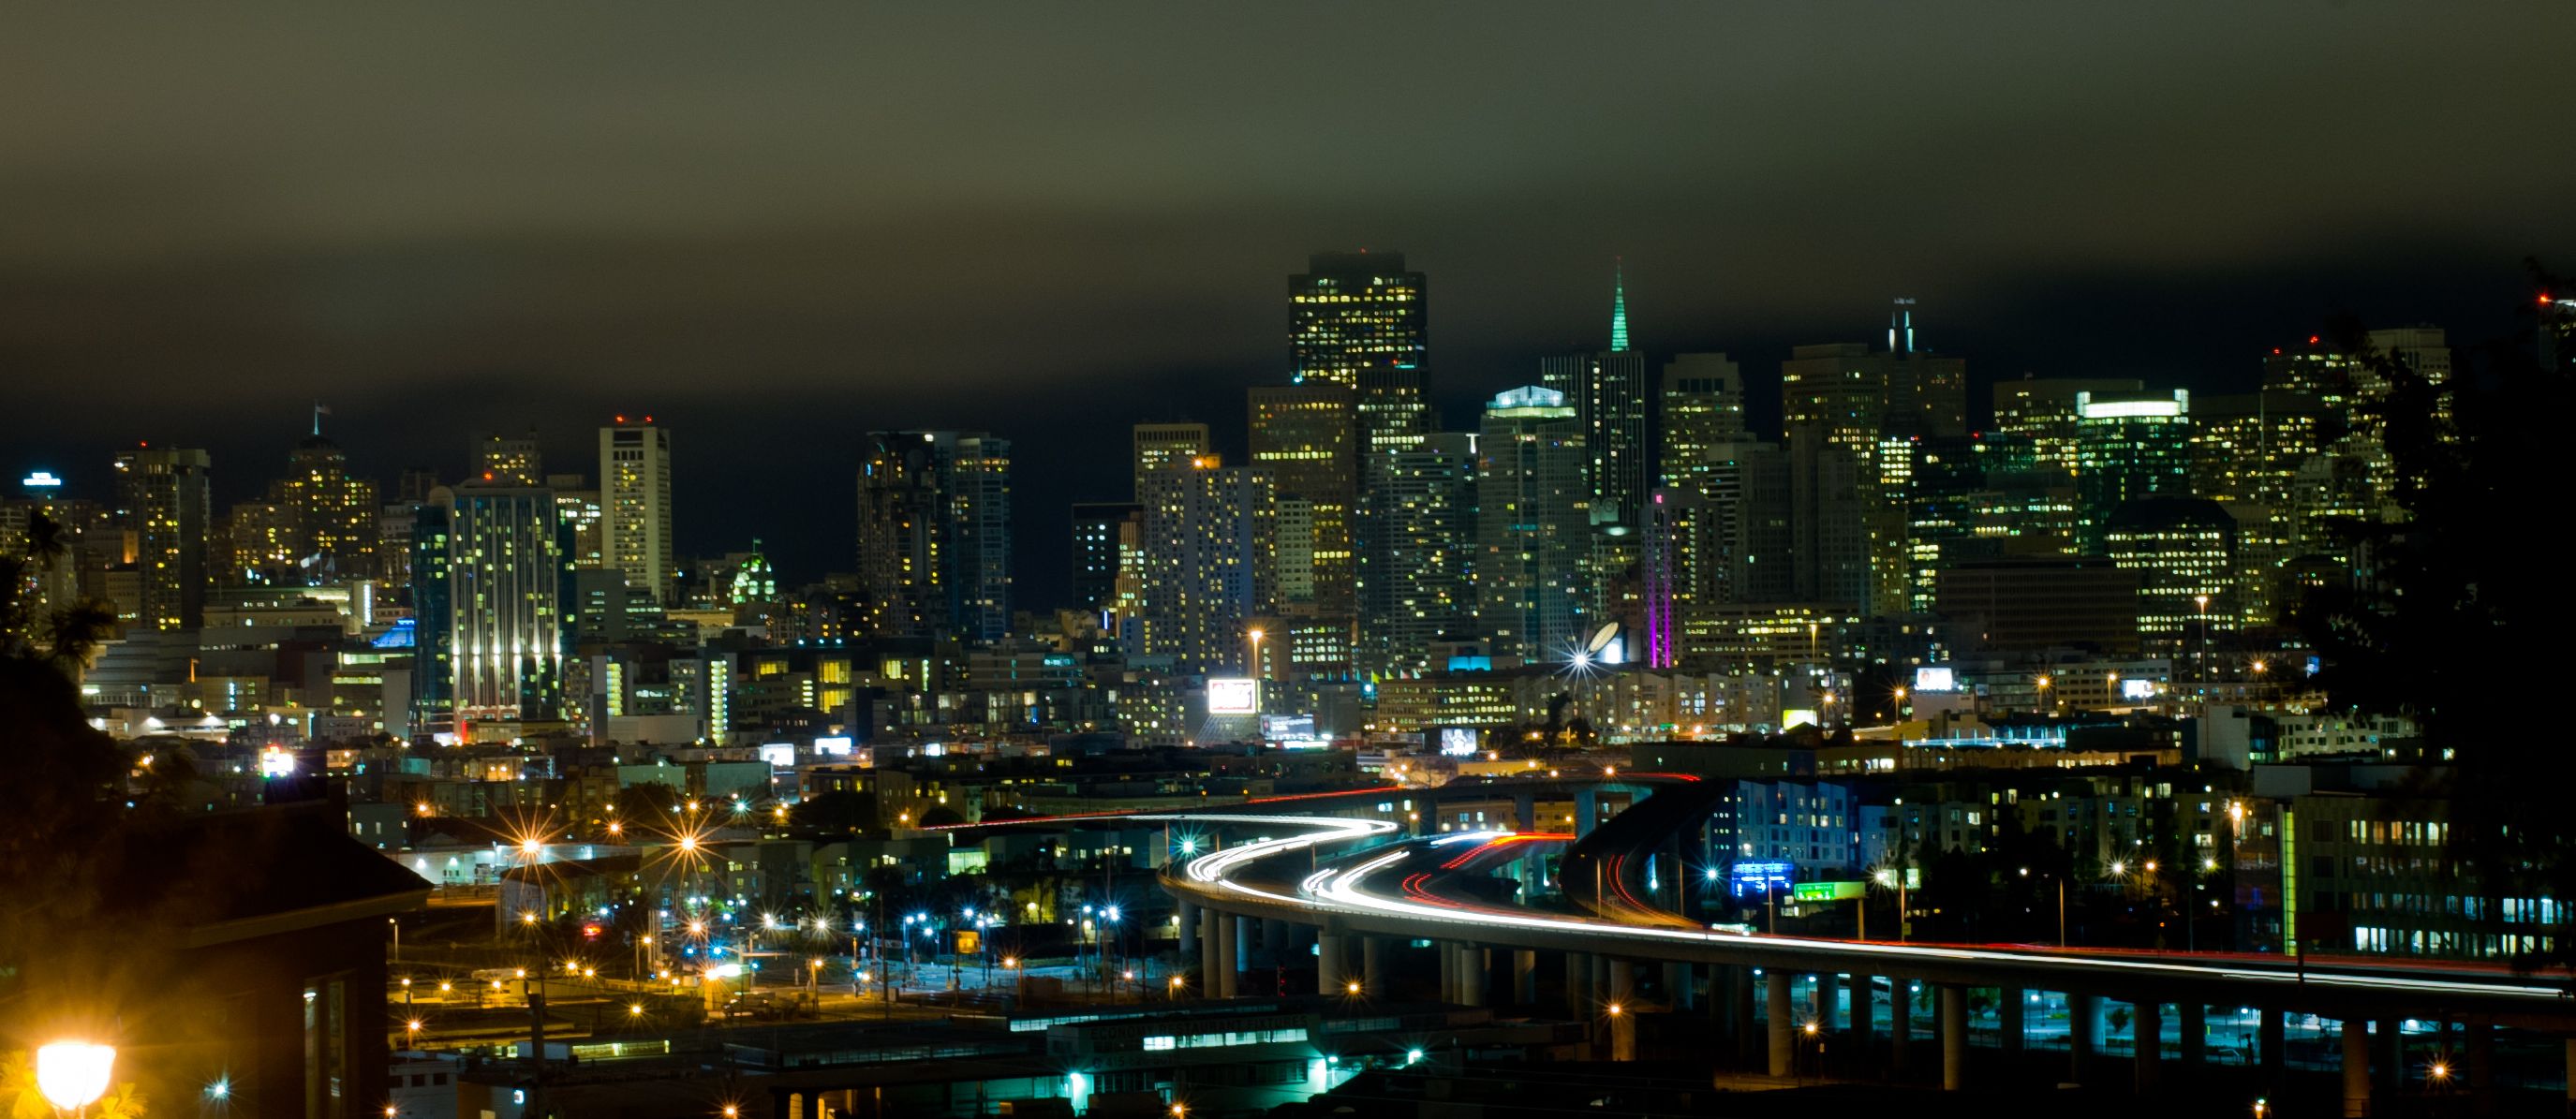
[1728,967,1757,1065]
[1317,932,1345,994]
[1814,972,1840,1033]
[1197,908,1220,993]
[2561,1038,2576,1116]
[1437,940,1458,1004]
[2378,1018,2405,1097]
[1592,954,1612,1010]
[1512,950,1539,1007]
[1998,989,2026,1060]
[1768,969,1795,1078]
[2133,1000,2163,1093]
[1262,919,1288,968]
[2341,1020,2372,1118]
[1177,898,1198,957]
[2259,1008,2287,1081]
[1664,960,1694,1011]
[1456,944,1487,1008]
[1362,937,1384,996]
[2069,994,2101,1083]
[2466,1020,2495,1117]
[1940,985,1968,1092]
[1607,960,1637,1061]
[1217,916,1242,998]
[2180,1003,2206,1070]
[1889,978,1912,1075]
[1564,952,1591,1016]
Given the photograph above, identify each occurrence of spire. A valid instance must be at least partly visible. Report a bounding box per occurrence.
[1609,258,1631,352]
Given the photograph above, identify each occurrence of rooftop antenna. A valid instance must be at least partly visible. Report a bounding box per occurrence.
[311,401,331,436]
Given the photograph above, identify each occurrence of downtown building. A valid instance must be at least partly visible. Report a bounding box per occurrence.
[1355,432,1479,676]
[1475,387,1591,664]
[600,419,674,604]
[1290,251,1429,454]
[1777,309,1968,618]
[853,431,1013,643]
[420,480,572,731]
[113,445,213,631]
[1134,455,1276,673]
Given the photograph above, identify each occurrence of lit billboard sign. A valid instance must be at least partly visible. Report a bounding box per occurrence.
[21,471,64,489]
[758,743,795,770]
[812,736,855,756]
[1913,666,1956,693]
[1207,677,1258,714]
[1436,728,1479,757]
[2120,678,2157,701]
[1781,708,1818,729]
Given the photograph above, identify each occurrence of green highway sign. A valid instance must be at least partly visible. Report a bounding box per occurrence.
[1791,880,1867,902]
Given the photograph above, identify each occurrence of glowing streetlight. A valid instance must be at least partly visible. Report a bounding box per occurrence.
[36,1041,115,1112]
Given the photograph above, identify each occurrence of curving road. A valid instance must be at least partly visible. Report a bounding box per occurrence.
[1152,810,2576,1031]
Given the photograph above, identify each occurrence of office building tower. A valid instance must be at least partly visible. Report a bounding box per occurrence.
[1475,387,1590,662]
[1540,349,1651,527]
[222,498,296,586]
[1991,377,2147,479]
[1784,427,1873,611]
[2073,389,2192,548]
[1659,353,1748,486]
[476,431,542,485]
[279,434,378,585]
[1899,435,1985,614]
[1248,383,1357,617]
[1688,440,1796,608]
[439,482,569,723]
[1357,433,1478,675]
[1132,422,1211,500]
[546,475,604,568]
[600,420,674,602]
[2103,496,2238,657]
[408,502,452,729]
[2189,390,2326,627]
[113,446,211,631]
[854,432,1014,642]
[1935,558,2141,655]
[1136,455,1275,671]
[1291,251,1429,453]
[1070,501,1142,612]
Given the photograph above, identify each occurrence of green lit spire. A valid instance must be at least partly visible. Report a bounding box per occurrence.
[1609,258,1630,352]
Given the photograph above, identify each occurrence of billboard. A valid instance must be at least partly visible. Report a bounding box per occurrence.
[812,735,855,756]
[1913,666,1956,693]
[1207,677,1259,714]
[1781,708,1818,729]
[2120,678,2157,701]
[758,743,795,770]
[1436,728,1479,757]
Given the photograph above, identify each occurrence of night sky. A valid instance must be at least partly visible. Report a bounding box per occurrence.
[7,5,2570,609]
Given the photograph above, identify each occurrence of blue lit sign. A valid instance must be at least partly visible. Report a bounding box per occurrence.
[21,471,63,489]
[1727,861,1795,899]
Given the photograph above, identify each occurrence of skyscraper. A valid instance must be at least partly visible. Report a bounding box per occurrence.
[1136,455,1275,671]
[2103,496,2237,657]
[1356,433,1479,676]
[2189,390,2325,627]
[476,431,542,485]
[854,432,1014,642]
[112,446,210,630]
[1991,377,2147,480]
[1658,353,1748,486]
[1780,326,1968,617]
[440,481,569,724]
[600,420,674,603]
[1539,350,1650,528]
[2072,388,2192,548]
[1247,383,1358,618]
[1070,501,1142,613]
[1291,251,1429,453]
[1132,422,1211,500]
[281,434,378,584]
[1475,387,1590,662]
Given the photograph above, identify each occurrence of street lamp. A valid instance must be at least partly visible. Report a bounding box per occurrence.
[36,1041,114,1113]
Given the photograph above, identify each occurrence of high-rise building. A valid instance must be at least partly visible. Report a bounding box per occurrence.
[1658,353,1748,486]
[1248,383,1357,618]
[1784,427,1873,611]
[221,497,296,586]
[438,482,569,724]
[1132,422,1211,500]
[854,432,1013,642]
[113,446,211,631]
[1070,501,1141,613]
[2189,390,2326,628]
[1356,433,1478,676]
[1539,350,1651,528]
[476,431,542,485]
[2103,496,2237,658]
[281,434,378,585]
[600,420,674,602]
[546,474,604,568]
[1991,377,2147,480]
[1780,328,1967,617]
[1136,455,1275,671]
[2073,389,2192,548]
[1476,387,1591,662]
[1291,251,1429,453]
[408,502,452,730]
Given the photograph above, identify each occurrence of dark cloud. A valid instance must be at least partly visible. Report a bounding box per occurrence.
[3,3,2569,605]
